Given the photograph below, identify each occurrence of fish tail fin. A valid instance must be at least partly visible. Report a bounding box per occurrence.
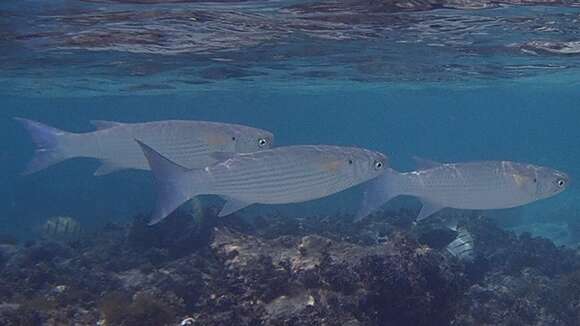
[136,139,205,225]
[14,117,74,175]
[355,168,401,222]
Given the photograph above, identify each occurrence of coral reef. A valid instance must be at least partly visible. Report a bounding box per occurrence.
[1,209,580,325]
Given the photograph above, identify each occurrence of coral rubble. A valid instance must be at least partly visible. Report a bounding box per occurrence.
[1,210,580,325]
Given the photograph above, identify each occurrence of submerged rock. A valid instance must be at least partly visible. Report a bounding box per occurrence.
[1,211,580,325]
[205,225,465,325]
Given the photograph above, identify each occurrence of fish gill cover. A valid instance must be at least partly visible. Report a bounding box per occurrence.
[2,0,580,96]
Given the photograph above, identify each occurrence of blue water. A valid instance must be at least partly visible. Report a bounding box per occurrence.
[2,86,579,243]
[1,1,580,241]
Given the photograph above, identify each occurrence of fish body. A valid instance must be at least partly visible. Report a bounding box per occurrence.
[15,118,274,175]
[138,142,388,224]
[357,159,569,221]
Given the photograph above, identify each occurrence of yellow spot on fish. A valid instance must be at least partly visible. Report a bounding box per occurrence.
[513,174,528,187]
[206,133,229,146]
[322,160,344,172]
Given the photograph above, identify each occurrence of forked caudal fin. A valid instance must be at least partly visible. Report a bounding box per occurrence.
[14,117,74,175]
[354,168,400,222]
[136,139,204,225]
[354,167,445,222]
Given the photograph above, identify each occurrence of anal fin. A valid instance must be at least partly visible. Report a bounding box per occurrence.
[218,196,252,217]
[416,199,445,221]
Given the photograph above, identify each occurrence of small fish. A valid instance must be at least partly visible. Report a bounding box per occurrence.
[41,216,82,241]
[446,226,475,261]
[14,118,274,175]
[137,141,387,225]
[356,158,569,221]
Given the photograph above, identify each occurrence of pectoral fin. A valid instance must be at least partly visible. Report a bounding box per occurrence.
[218,197,252,217]
[210,152,235,162]
[416,199,444,221]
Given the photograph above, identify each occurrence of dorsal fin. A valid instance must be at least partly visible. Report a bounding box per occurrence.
[90,120,125,130]
[412,156,443,170]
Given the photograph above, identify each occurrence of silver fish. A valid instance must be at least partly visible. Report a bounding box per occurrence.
[446,226,475,262]
[15,118,274,175]
[357,158,569,221]
[137,141,388,224]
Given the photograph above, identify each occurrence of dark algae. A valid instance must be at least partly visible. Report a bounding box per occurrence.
[1,210,580,325]
[99,291,177,326]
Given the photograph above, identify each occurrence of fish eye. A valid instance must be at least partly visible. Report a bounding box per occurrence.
[232,136,236,141]
[533,178,537,183]
[557,179,566,187]
[348,159,353,165]
[374,160,384,170]
[258,138,268,148]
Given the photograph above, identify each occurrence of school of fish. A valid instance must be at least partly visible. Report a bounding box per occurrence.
[16,118,570,225]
